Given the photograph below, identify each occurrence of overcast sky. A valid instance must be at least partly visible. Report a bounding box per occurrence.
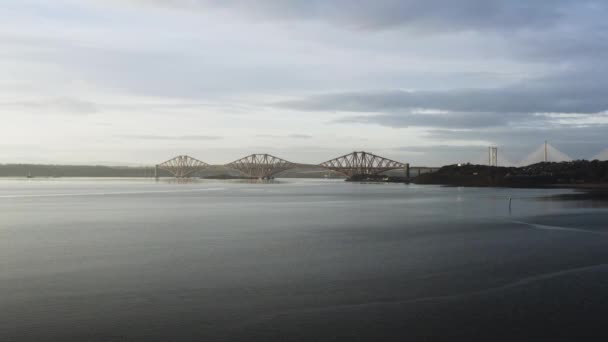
[1,0,607,165]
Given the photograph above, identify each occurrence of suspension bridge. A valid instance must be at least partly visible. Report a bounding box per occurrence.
[475,141,579,167]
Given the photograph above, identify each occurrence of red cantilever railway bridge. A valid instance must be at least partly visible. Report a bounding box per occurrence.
[156,151,411,180]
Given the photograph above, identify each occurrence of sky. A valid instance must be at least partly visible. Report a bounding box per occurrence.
[1,0,607,166]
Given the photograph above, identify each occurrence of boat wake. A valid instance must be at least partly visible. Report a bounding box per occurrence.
[234,263,608,330]
[510,219,608,235]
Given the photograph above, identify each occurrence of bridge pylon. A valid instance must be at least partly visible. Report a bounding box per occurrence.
[319,151,408,179]
[225,154,297,179]
[156,155,210,178]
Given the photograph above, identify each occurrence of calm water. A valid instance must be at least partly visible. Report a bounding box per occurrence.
[2,178,608,341]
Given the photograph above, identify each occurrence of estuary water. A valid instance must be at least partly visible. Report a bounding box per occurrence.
[2,178,608,341]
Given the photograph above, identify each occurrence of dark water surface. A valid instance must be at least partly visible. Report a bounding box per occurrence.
[2,179,608,341]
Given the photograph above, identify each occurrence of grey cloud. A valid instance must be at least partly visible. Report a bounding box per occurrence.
[117,135,223,141]
[392,129,608,165]
[397,145,485,153]
[426,125,608,160]
[279,70,608,115]
[10,2,607,105]
[0,98,99,114]
[427,125,608,144]
[278,67,608,129]
[0,32,330,99]
[517,26,608,63]
[256,134,280,138]
[124,0,597,33]
[116,1,608,67]
[392,145,499,166]
[4,1,605,167]
[288,134,313,139]
[256,134,313,139]
[129,0,608,80]
[336,112,530,129]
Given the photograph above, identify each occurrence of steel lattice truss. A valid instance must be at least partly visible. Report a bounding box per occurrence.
[319,151,407,177]
[157,155,210,178]
[225,154,296,179]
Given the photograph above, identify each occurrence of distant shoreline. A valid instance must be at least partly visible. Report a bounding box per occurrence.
[413,160,608,189]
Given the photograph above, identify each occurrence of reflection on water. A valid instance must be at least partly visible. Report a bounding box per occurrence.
[537,190,608,208]
[162,177,286,185]
[2,179,608,341]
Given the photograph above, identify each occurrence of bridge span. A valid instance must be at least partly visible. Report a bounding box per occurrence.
[225,154,297,180]
[319,151,408,178]
[156,155,209,178]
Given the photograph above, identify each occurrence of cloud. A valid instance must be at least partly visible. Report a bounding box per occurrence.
[116,134,223,141]
[277,67,608,129]
[0,98,99,115]
[288,134,313,139]
[336,111,529,129]
[1,0,606,165]
[112,1,608,70]
[391,145,499,166]
[594,149,608,161]
[280,69,608,113]
[256,134,313,139]
[120,0,597,33]
[426,125,608,160]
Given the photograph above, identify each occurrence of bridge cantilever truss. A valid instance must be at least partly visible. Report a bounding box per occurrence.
[156,155,209,178]
[320,151,408,178]
[225,154,297,179]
